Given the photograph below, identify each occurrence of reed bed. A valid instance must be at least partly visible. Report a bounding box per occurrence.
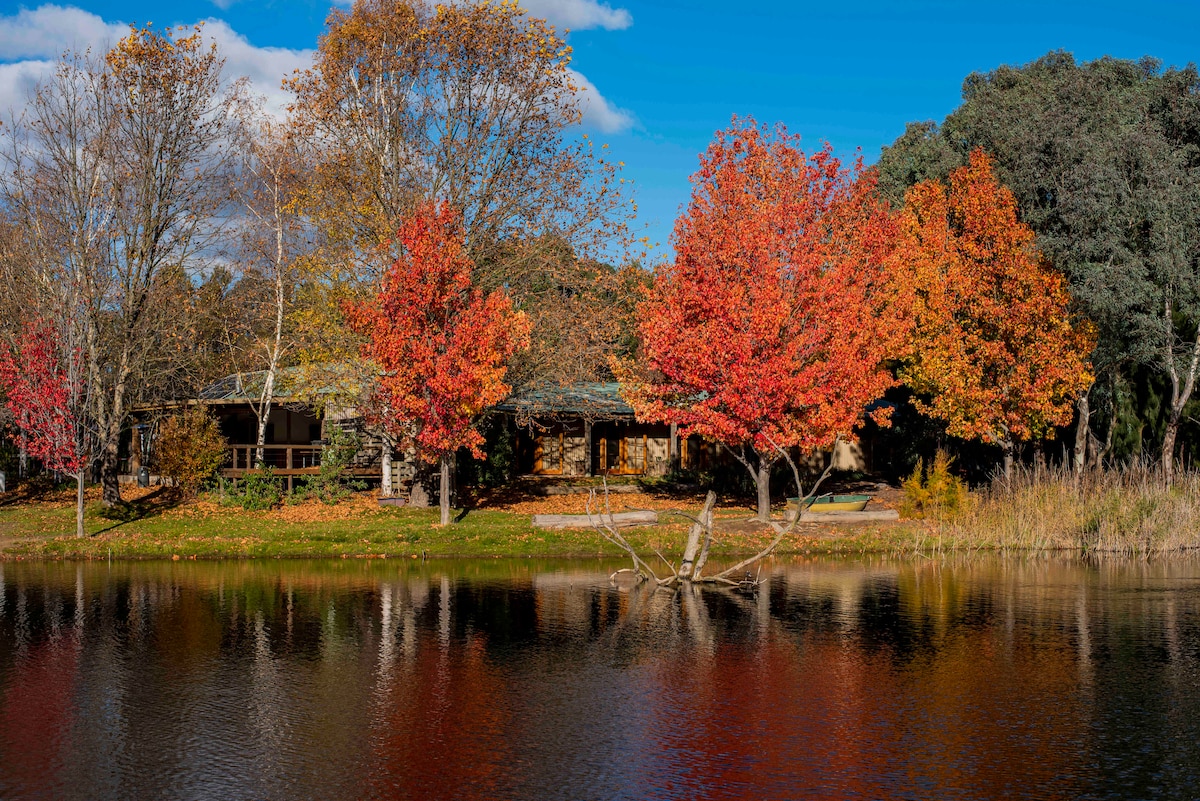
[936,462,1200,554]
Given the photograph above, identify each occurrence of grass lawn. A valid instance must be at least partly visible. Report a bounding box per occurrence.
[0,482,913,561]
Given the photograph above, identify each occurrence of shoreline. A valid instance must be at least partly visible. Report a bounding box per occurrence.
[6,467,1200,560]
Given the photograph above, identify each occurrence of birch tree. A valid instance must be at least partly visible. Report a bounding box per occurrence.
[229,92,310,461]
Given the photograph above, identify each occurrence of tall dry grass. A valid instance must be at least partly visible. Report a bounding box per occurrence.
[935,462,1200,554]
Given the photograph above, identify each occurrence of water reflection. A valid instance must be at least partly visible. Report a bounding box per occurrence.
[1,557,1199,800]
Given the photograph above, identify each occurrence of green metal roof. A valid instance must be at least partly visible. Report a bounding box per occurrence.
[199,371,635,420]
[198,365,361,403]
[493,382,635,419]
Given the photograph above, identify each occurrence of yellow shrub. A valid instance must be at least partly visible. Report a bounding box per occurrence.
[901,449,969,519]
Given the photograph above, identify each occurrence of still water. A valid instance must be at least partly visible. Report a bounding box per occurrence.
[1,556,1199,800]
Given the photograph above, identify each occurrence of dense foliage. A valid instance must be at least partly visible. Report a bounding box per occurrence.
[619,119,908,518]
[878,52,1200,475]
[5,13,1199,512]
[344,202,530,523]
[154,408,229,498]
[897,150,1094,468]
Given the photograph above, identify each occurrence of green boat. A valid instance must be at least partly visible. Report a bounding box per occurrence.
[787,494,871,513]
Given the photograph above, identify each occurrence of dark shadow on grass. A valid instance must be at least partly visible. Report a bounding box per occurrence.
[0,476,66,507]
[90,487,186,536]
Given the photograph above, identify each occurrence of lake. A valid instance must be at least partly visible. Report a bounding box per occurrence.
[1,556,1199,800]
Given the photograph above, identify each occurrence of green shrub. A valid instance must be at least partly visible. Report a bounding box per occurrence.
[237,467,282,511]
[305,426,365,504]
[901,449,969,520]
[154,408,229,497]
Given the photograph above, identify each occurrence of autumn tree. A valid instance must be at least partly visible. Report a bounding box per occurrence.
[154,407,229,497]
[345,203,530,526]
[898,150,1094,476]
[0,319,92,538]
[1,26,234,505]
[877,53,1200,477]
[620,119,906,521]
[288,0,630,388]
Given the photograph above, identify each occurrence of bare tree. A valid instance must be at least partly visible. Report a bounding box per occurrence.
[2,27,235,505]
[589,439,837,588]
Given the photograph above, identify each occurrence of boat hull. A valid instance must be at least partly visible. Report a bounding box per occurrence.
[788,494,871,513]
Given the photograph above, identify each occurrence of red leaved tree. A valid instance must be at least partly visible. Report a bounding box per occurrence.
[620,118,908,521]
[345,203,531,525]
[897,150,1094,476]
[0,318,91,537]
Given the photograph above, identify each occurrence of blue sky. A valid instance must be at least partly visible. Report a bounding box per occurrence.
[2,0,1199,260]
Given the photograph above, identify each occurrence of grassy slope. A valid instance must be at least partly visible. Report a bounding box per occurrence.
[14,463,1196,561]
[0,487,906,560]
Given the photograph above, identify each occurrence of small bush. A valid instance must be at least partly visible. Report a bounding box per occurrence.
[237,467,282,511]
[154,408,229,497]
[901,449,969,519]
[305,426,366,504]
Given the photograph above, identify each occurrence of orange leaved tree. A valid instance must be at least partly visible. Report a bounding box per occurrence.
[898,149,1094,475]
[345,203,531,525]
[620,118,907,521]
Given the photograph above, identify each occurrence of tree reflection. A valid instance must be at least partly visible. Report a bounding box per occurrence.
[0,558,1198,799]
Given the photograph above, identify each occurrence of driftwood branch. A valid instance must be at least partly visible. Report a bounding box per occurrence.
[708,434,839,583]
[588,435,842,588]
[587,477,666,584]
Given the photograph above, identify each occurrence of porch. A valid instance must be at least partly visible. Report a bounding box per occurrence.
[220,443,384,491]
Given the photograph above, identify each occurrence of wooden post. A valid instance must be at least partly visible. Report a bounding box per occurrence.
[286,447,293,470]
[584,420,593,477]
[669,423,679,473]
[600,437,607,476]
[130,427,142,475]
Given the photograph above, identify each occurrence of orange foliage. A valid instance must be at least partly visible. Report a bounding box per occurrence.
[898,150,1094,447]
[620,118,907,455]
[344,203,530,462]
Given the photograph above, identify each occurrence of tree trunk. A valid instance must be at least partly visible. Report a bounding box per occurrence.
[1001,439,1015,480]
[668,423,679,473]
[381,441,393,498]
[439,455,451,526]
[1073,393,1090,475]
[75,468,85,539]
[733,447,776,523]
[100,433,122,506]
[1163,413,1180,484]
[18,415,27,479]
[755,461,772,522]
[99,363,129,507]
[1162,316,1200,485]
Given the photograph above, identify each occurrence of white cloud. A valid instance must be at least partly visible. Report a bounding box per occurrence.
[517,0,632,31]
[198,19,312,114]
[0,4,127,60]
[0,4,630,133]
[570,68,634,133]
[0,4,310,118]
[0,60,55,123]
